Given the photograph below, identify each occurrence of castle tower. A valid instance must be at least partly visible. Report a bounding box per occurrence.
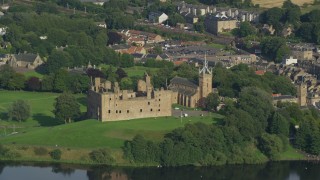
[199,53,213,99]
[297,83,307,106]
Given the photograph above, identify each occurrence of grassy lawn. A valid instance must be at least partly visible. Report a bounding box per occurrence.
[99,65,159,77]
[0,90,86,127]
[279,145,305,160]
[208,43,225,50]
[301,4,320,14]
[0,90,220,150]
[0,116,219,149]
[22,70,44,79]
[123,66,159,77]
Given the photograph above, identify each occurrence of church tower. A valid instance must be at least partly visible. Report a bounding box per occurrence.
[199,54,213,99]
[297,83,307,106]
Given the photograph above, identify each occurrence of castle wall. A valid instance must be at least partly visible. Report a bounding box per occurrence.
[87,90,103,120]
[94,89,172,122]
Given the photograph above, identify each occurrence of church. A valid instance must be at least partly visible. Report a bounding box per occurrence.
[168,57,213,108]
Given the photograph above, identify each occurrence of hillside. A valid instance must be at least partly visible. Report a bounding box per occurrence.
[253,0,313,7]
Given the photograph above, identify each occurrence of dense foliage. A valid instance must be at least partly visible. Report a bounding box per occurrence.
[7,100,31,122]
[53,93,81,123]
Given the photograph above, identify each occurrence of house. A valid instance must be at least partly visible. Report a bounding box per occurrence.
[111,44,131,54]
[262,24,275,35]
[79,0,109,5]
[132,53,145,62]
[145,54,163,61]
[95,22,107,29]
[148,12,168,24]
[7,53,43,69]
[0,27,7,36]
[204,12,238,35]
[126,46,147,55]
[272,94,297,105]
[119,30,164,44]
[283,56,298,65]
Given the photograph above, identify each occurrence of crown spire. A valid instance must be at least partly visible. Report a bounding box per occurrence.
[199,52,212,74]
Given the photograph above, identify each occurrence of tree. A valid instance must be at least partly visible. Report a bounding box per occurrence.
[45,50,73,74]
[120,54,134,68]
[53,93,80,123]
[7,73,26,90]
[26,77,41,91]
[115,68,127,81]
[8,100,31,122]
[205,93,220,111]
[258,133,284,160]
[269,111,289,136]
[0,65,15,89]
[238,87,274,132]
[237,22,256,38]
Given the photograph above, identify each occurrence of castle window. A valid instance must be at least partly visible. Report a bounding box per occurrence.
[108,110,111,113]
[119,110,121,113]
[158,109,160,111]
[159,99,161,101]
[109,98,111,100]
[150,109,153,112]
[127,110,129,113]
[148,102,150,105]
[116,110,118,113]
[140,109,142,112]
[116,104,117,106]
[159,104,160,107]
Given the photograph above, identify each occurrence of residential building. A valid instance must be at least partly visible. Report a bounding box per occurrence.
[148,12,168,24]
[7,53,43,69]
[205,12,238,35]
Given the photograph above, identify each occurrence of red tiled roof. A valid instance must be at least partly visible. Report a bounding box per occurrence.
[255,70,266,75]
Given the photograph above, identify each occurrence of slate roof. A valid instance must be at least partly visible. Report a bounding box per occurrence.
[14,54,38,62]
[273,95,296,101]
[170,76,198,89]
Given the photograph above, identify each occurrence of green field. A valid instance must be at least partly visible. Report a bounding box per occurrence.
[124,66,159,77]
[0,91,220,149]
[0,90,86,127]
[22,70,44,78]
[99,65,159,77]
[0,116,217,149]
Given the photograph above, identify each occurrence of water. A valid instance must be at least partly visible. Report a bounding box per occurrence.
[1,161,320,180]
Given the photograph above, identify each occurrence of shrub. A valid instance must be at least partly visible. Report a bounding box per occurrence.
[34,147,48,156]
[89,149,114,164]
[0,144,21,159]
[0,144,9,157]
[50,149,62,160]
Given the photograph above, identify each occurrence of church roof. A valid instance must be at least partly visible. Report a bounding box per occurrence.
[14,54,38,62]
[170,76,198,88]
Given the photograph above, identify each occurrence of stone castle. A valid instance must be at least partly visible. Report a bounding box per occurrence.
[87,58,213,122]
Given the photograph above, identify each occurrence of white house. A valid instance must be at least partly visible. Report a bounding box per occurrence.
[0,27,7,36]
[283,56,297,65]
[148,12,168,24]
